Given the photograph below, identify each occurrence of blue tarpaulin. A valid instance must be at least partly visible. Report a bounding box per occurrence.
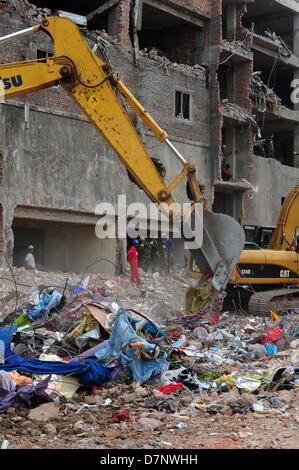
[95,308,168,384]
[0,326,17,359]
[1,357,111,389]
[0,326,111,389]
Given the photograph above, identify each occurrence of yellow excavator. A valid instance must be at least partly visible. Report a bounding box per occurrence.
[190,185,299,315]
[0,16,245,292]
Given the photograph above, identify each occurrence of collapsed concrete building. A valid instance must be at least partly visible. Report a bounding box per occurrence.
[0,0,299,273]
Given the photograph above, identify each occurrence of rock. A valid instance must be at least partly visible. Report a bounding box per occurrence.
[11,416,23,423]
[6,408,15,415]
[239,431,250,439]
[221,405,233,416]
[278,390,293,404]
[290,339,299,349]
[120,392,136,404]
[94,396,105,406]
[84,395,97,405]
[44,423,57,435]
[104,429,123,439]
[134,384,149,398]
[23,420,33,428]
[138,417,162,431]
[20,441,33,449]
[248,344,267,359]
[291,350,299,366]
[73,420,85,433]
[28,403,59,422]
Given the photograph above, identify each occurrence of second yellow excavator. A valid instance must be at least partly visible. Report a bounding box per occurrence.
[190,185,299,315]
[0,16,245,292]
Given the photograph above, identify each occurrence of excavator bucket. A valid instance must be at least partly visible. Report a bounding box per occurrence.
[189,208,245,291]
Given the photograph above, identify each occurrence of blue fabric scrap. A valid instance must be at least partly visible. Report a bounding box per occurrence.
[25,290,62,322]
[95,308,168,384]
[1,357,111,389]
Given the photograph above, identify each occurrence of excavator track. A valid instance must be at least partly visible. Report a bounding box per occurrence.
[248,287,299,316]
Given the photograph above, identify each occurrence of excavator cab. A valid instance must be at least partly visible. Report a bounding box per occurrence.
[0,17,245,292]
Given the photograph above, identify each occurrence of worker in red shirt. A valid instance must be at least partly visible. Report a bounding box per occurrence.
[128,239,141,284]
[222,164,232,181]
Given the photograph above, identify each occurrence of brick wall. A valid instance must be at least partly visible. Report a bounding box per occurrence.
[0,3,82,116]
[180,0,212,17]
[114,0,133,52]
[236,2,250,43]
[107,46,210,144]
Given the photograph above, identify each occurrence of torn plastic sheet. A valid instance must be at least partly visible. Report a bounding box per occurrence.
[235,376,262,392]
[95,306,168,384]
[24,290,63,322]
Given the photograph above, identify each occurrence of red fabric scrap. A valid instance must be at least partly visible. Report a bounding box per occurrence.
[155,383,184,394]
[210,315,220,324]
[264,326,284,344]
[169,332,183,340]
[109,409,131,423]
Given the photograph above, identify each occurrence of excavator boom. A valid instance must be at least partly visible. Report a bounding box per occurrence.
[269,185,299,250]
[0,17,245,290]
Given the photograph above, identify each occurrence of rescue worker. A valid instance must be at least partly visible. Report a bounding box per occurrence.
[24,245,38,273]
[165,237,174,271]
[127,239,141,284]
[139,237,151,272]
[222,163,232,181]
[159,234,168,273]
[150,238,159,273]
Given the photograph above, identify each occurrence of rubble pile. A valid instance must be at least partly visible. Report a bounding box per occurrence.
[86,29,119,49]
[139,47,206,76]
[23,0,51,21]
[251,72,282,113]
[221,99,257,127]
[0,266,298,449]
[222,39,252,59]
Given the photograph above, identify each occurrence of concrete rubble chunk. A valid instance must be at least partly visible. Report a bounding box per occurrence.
[44,423,57,435]
[28,403,60,421]
[138,417,162,431]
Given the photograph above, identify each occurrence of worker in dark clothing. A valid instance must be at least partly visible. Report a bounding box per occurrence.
[158,236,168,273]
[139,237,151,272]
[165,237,174,272]
[222,164,232,181]
[150,239,159,273]
[264,135,275,159]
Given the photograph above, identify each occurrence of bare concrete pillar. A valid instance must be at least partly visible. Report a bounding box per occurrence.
[225,4,237,42]
[293,15,299,168]
[1,205,15,266]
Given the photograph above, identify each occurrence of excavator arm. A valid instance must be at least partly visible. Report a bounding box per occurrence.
[0,17,245,291]
[269,185,299,251]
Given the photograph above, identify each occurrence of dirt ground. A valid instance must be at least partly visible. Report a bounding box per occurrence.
[1,385,298,449]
